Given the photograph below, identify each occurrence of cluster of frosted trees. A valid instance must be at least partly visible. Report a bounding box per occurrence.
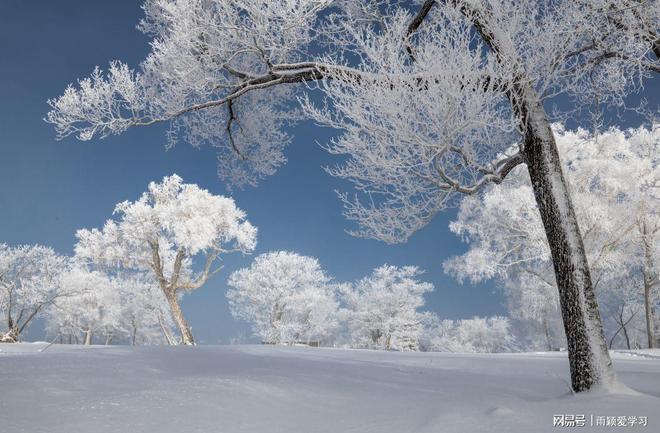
[445,125,660,351]
[46,267,175,345]
[0,199,511,351]
[3,124,656,353]
[0,247,182,345]
[226,251,514,352]
[1,174,256,345]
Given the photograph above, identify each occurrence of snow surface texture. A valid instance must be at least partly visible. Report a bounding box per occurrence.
[1,344,658,433]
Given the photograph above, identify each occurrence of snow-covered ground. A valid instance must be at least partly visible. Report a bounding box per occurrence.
[1,344,658,433]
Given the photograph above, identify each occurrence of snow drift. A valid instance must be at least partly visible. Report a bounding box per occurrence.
[1,344,658,432]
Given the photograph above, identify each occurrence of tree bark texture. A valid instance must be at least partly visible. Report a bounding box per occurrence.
[521,93,615,391]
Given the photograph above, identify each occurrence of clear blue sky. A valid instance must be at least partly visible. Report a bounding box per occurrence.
[1,1,655,343]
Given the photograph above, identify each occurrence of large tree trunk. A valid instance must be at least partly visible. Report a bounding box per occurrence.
[165,291,195,345]
[521,94,615,392]
[464,3,614,390]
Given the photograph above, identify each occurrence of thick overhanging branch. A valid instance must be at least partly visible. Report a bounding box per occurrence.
[130,64,330,129]
[132,60,502,135]
[125,3,499,131]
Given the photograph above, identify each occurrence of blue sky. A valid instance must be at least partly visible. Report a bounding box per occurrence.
[1,1,655,344]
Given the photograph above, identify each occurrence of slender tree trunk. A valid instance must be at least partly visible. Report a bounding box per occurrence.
[609,325,621,349]
[542,313,553,351]
[641,220,657,349]
[270,301,284,344]
[132,321,138,346]
[150,242,195,345]
[643,280,656,349]
[165,291,195,345]
[620,310,632,350]
[6,312,14,338]
[83,329,92,345]
[158,311,176,346]
[3,310,19,343]
[105,332,113,345]
[521,93,615,392]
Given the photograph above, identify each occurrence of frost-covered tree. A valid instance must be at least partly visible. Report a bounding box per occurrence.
[445,125,660,350]
[626,132,660,349]
[113,273,178,345]
[0,244,67,342]
[227,251,338,345]
[47,0,660,390]
[47,266,122,345]
[47,268,176,345]
[341,265,433,351]
[598,275,646,350]
[74,174,257,345]
[424,315,515,353]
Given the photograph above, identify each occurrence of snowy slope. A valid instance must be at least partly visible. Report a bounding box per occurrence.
[1,344,658,433]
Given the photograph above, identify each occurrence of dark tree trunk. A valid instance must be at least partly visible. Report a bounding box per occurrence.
[621,317,631,350]
[521,95,614,392]
[463,1,616,391]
